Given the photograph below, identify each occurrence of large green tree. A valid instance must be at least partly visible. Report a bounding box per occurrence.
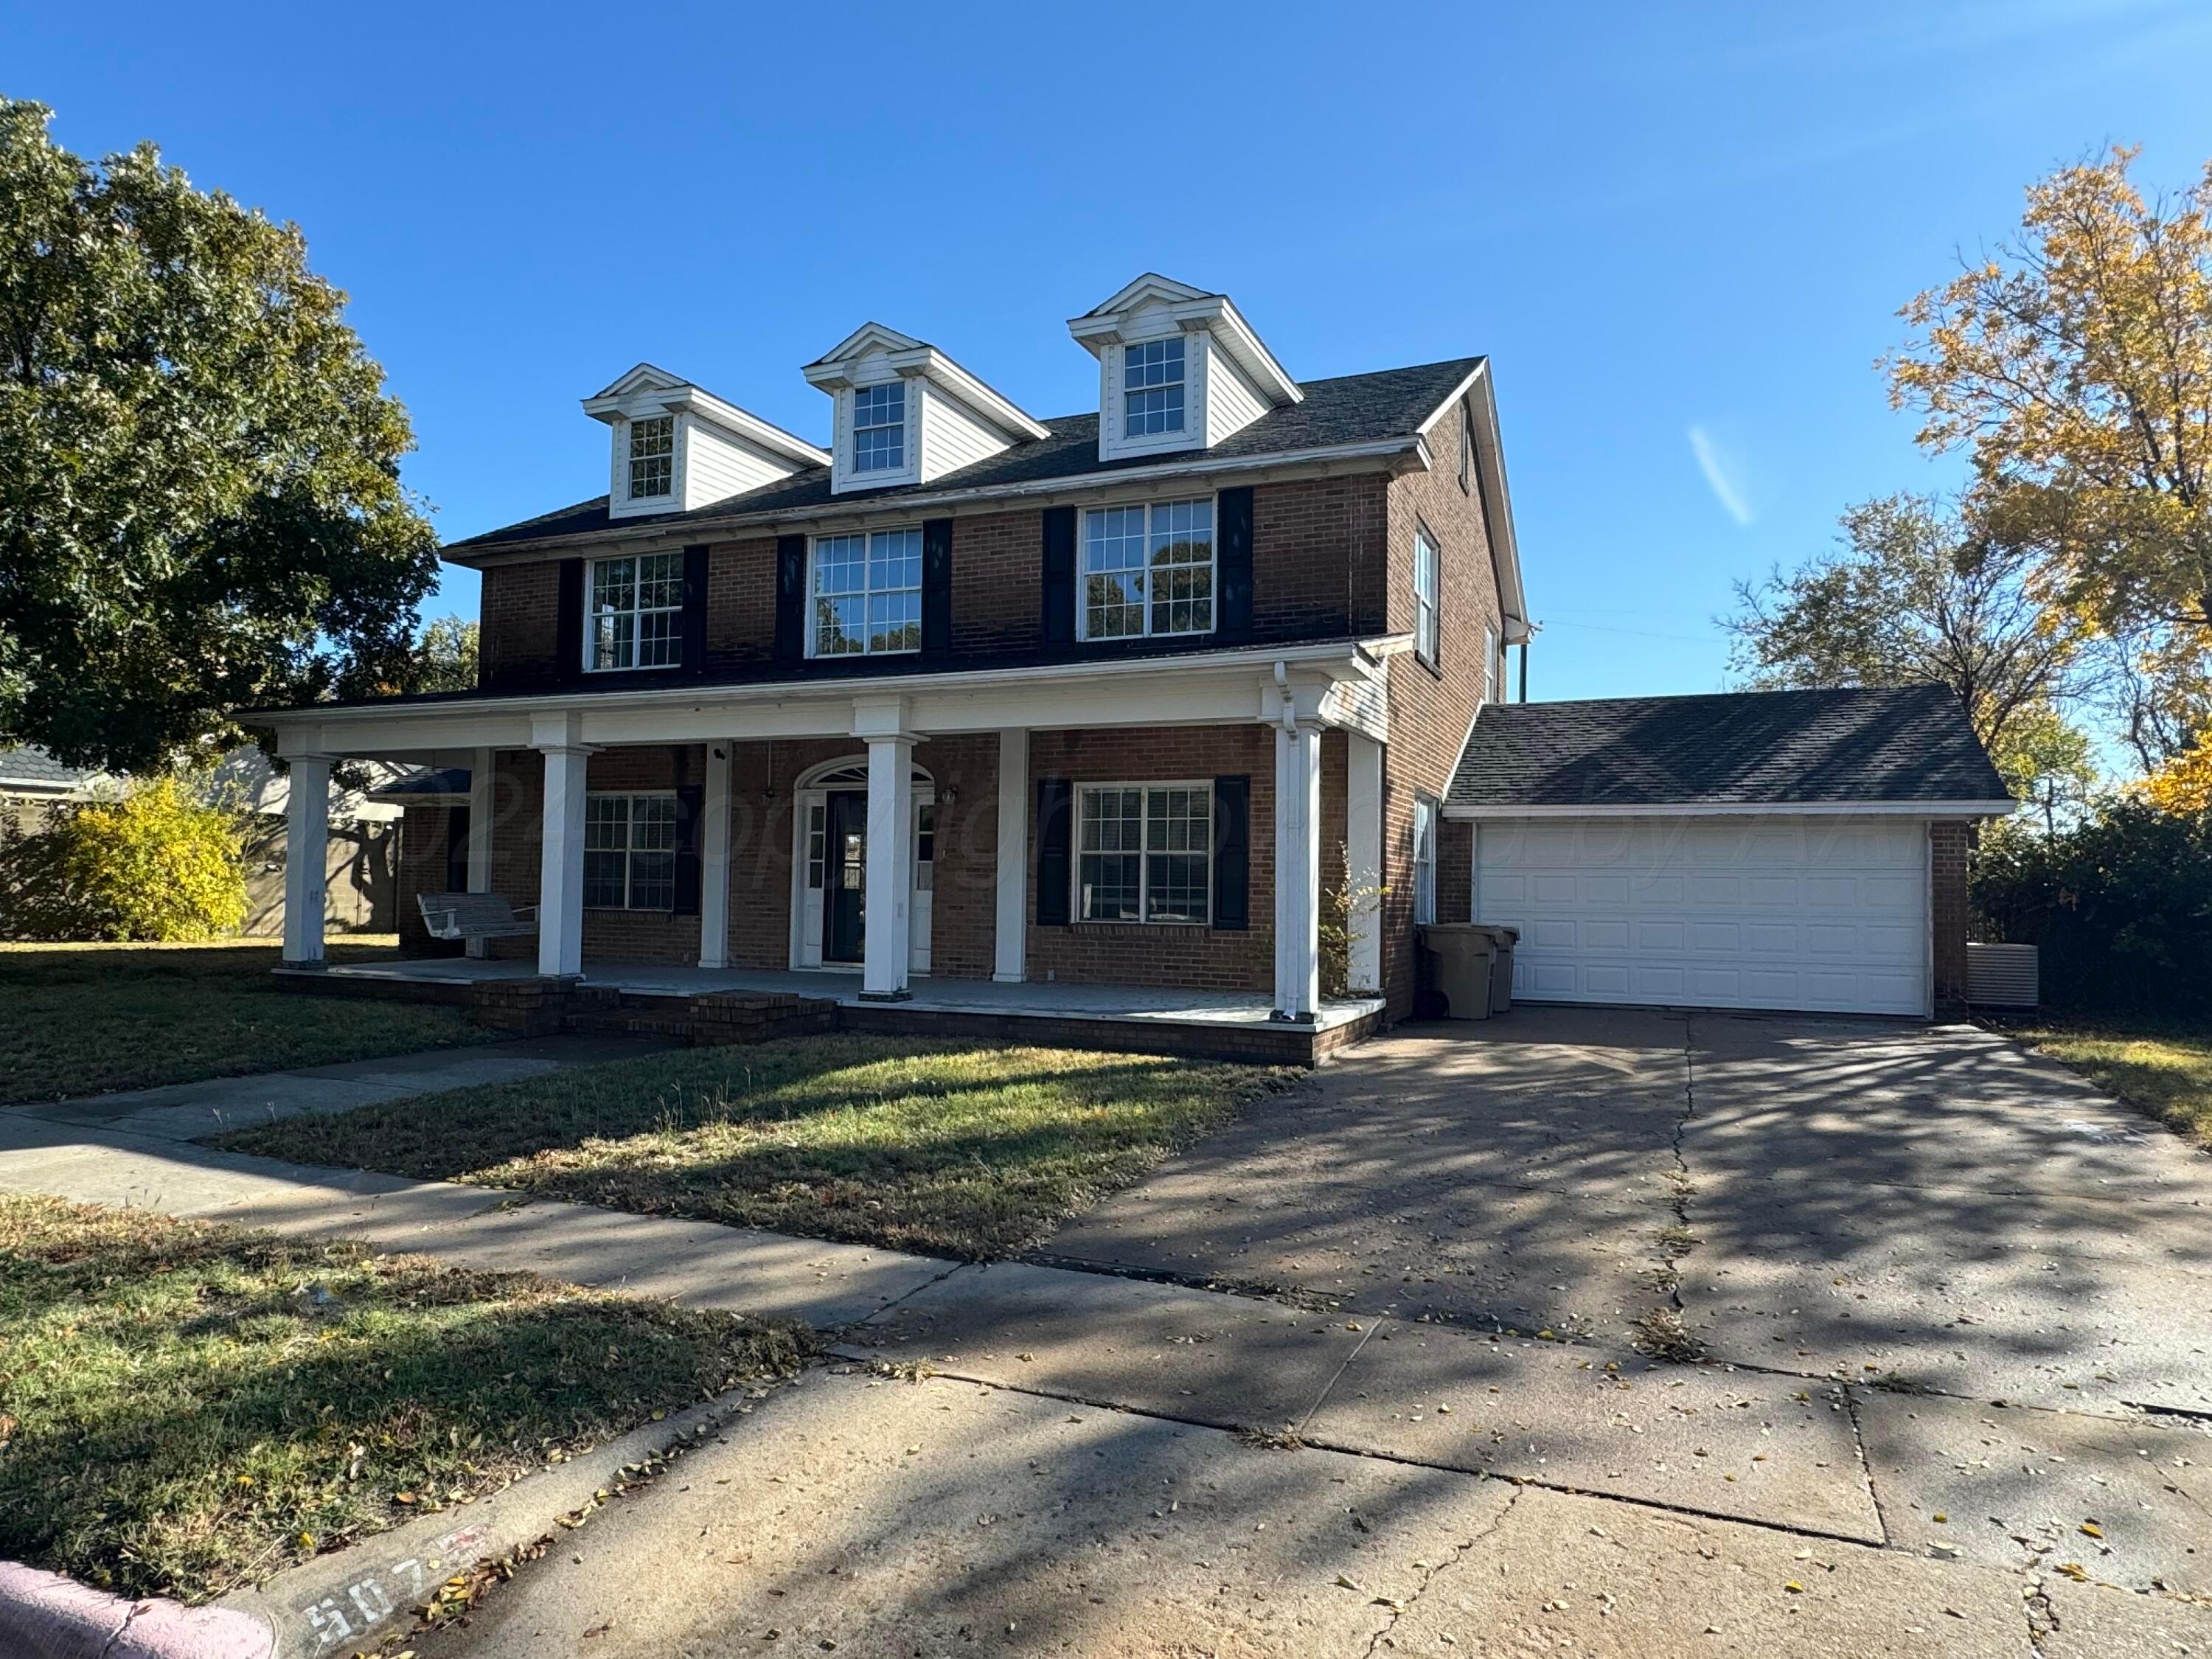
[0,99,440,772]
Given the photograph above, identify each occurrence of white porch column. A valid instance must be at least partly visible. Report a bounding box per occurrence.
[1346,732,1383,995]
[698,743,732,970]
[992,728,1029,983]
[465,745,495,959]
[281,757,331,966]
[1273,717,1323,1020]
[535,720,591,980]
[855,699,918,1001]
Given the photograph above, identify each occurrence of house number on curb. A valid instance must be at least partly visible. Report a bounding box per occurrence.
[299,1549,442,1648]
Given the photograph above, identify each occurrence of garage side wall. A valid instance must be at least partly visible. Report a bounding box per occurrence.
[1930,819,1970,1014]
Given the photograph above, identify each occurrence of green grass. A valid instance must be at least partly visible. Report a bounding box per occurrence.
[0,938,490,1105]
[1997,1016,2212,1149]
[0,1194,808,1604]
[219,1036,1293,1259]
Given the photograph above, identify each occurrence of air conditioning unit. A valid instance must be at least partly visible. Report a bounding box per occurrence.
[1966,942,2038,1008]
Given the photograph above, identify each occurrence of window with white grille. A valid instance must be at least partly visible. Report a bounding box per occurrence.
[1077,784,1211,923]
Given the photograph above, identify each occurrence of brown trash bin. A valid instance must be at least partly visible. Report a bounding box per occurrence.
[1472,924,1518,1014]
[1418,924,1498,1020]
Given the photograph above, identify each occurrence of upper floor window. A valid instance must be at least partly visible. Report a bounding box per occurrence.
[1412,796,1438,925]
[1123,337,1186,437]
[627,417,674,500]
[1077,783,1211,924]
[852,383,906,473]
[1484,625,1499,704]
[589,552,684,672]
[812,528,921,656]
[584,793,676,910]
[1081,497,1214,641]
[1413,526,1440,667]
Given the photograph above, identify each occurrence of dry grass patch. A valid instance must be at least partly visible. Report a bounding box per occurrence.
[0,1195,807,1604]
[219,1036,1295,1259]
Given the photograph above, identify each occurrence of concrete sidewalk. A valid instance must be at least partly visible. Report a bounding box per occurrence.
[4,1035,2210,1655]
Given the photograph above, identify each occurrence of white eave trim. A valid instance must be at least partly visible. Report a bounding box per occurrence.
[255,636,1405,732]
[582,382,829,469]
[444,436,1421,565]
[1441,799,2020,820]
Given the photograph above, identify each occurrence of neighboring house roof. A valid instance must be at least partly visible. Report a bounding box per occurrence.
[0,746,102,797]
[445,358,1485,554]
[366,767,473,801]
[1445,686,2014,811]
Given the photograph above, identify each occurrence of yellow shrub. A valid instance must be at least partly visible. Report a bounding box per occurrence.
[61,779,248,942]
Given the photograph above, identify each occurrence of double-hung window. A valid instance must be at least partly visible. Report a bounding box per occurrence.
[1484,625,1499,704]
[852,383,905,474]
[1077,783,1212,923]
[584,793,676,910]
[588,552,684,671]
[627,416,674,501]
[1080,498,1214,640]
[1411,796,1438,925]
[811,528,922,656]
[1123,337,1186,437]
[1413,526,1441,667]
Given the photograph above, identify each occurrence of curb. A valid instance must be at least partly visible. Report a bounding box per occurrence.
[215,1378,780,1655]
[0,1562,274,1659]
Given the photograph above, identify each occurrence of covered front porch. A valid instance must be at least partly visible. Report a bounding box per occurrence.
[261,640,1402,1037]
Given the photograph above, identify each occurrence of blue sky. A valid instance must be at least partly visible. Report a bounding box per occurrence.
[10,0,2211,703]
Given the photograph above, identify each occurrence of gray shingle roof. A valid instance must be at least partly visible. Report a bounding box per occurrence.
[1447,686,2011,810]
[0,746,98,792]
[448,358,1482,552]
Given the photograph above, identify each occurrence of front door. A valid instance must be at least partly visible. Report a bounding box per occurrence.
[824,790,867,964]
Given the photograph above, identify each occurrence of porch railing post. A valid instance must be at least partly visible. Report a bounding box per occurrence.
[1346,732,1383,995]
[465,745,495,959]
[1273,717,1323,1020]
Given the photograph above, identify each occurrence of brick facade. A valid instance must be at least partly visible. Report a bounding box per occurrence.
[1930,818,1971,1014]
[1377,397,1505,1020]
[396,801,466,956]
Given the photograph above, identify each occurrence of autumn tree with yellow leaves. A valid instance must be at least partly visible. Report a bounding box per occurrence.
[1889,145,2212,812]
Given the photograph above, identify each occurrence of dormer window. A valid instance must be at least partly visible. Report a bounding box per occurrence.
[1123,338,1186,437]
[852,383,906,474]
[627,417,674,500]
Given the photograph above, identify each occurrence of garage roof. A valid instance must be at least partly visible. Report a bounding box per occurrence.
[1445,686,2012,811]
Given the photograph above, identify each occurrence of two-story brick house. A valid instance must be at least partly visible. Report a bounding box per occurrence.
[258,273,2010,1042]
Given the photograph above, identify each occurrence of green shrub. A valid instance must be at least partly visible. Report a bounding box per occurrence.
[58,779,248,942]
[1972,800,2212,1015]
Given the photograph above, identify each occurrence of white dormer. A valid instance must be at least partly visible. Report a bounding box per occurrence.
[1068,274,1302,465]
[583,364,830,520]
[802,324,1048,495]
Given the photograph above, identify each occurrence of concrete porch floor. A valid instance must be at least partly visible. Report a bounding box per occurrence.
[283,954,1385,1036]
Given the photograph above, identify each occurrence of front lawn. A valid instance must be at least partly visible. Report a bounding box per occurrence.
[219,1036,1293,1259]
[0,1195,807,1604]
[1997,1017,2212,1150]
[0,939,490,1105]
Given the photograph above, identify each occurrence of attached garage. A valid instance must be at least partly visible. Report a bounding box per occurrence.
[1443,687,2014,1018]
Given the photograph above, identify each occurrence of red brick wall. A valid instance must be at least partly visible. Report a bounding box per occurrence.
[479,563,560,688]
[704,536,779,670]
[1251,473,1391,641]
[1025,725,1279,992]
[1437,818,1473,926]
[1380,397,1506,1020]
[1931,818,1970,1013]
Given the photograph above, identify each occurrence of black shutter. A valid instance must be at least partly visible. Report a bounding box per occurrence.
[1040,507,1076,646]
[554,558,585,684]
[445,805,471,894]
[1217,487,1253,644]
[681,544,709,675]
[1034,778,1073,926]
[773,535,807,667]
[922,518,953,655]
[672,784,703,916]
[1211,776,1249,930]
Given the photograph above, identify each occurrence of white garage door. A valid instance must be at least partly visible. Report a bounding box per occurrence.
[1474,815,1930,1017]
